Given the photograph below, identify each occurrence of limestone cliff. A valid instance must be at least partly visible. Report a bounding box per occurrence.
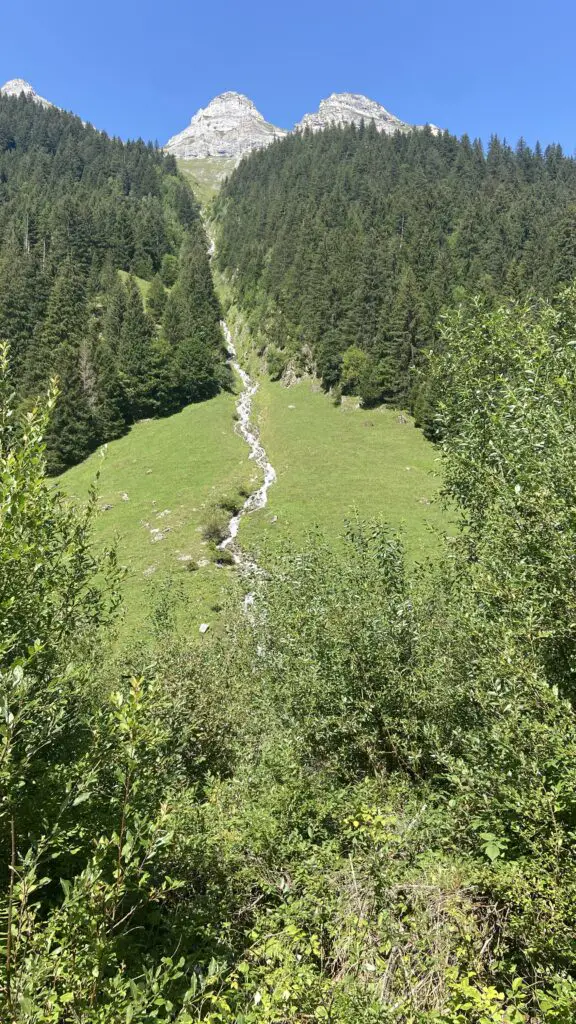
[165,92,287,160]
[295,92,440,135]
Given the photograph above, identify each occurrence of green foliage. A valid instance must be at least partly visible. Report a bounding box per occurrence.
[147,274,168,319]
[7,124,576,1020]
[216,125,576,415]
[428,285,576,695]
[0,353,247,1020]
[0,91,226,473]
[265,344,288,381]
[202,509,230,544]
[160,254,179,288]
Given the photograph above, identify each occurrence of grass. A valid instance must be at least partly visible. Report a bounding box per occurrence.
[177,157,237,206]
[59,391,255,645]
[59,303,448,641]
[118,269,151,300]
[240,378,448,564]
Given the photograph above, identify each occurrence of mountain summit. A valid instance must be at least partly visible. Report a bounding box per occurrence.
[166,91,440,162]
[165,92,287,160]
[294,92,440,135]
[0,78,53,108]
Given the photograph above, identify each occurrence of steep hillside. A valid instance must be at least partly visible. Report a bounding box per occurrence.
[177,156,236,205]
[59,388,252,638]
[240,377,444,560]
[215,124,576,430]
[0,88,227,472]
[59,349,445,637]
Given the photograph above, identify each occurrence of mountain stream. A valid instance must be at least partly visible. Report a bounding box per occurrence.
[217,321,277,590]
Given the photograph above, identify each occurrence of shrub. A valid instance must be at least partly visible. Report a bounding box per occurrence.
[218,493,242,515]
[201,512,229,544]
[211,544,235,566]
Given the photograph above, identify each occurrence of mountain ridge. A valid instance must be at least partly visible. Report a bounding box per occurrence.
[295,91,440,136]
[166,89,440,161]
[1,79,441,162]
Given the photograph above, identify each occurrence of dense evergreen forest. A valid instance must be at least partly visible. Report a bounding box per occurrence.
[216,124,576,425]
[0,93,227,472]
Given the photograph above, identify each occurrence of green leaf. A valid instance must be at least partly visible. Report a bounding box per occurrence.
[72,791,91,806]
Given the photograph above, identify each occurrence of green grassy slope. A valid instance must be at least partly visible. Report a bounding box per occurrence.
[241,378,446,563]
[59,373,445,641]
[60,243,447,639]
[118,269,151,299]
[177,157,237,206]
[59,391,254,642]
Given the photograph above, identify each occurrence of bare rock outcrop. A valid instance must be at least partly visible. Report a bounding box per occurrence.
[166,90,441,164]
[165,92,287,160]
[0,78,53,108]
[294,92,440,136]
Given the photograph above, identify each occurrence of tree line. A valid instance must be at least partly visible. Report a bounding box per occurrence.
[0,92,227,472]
[215,121,576,430]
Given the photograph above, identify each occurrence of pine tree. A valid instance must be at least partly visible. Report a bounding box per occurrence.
[45,342,95,473]
[147,274,167,320]
[116,276,155,421]
[23,259,86,395]
[160,254,179,288]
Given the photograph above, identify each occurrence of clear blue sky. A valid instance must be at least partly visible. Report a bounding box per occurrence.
[1,0,575,151]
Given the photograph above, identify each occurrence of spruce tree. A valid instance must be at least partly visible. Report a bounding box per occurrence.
[147,274,167,320]
[116,276,155,421]
[45,341,95,473]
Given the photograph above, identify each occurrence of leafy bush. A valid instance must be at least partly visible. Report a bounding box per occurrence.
[6,286,576,1020]
[218,492,243,515]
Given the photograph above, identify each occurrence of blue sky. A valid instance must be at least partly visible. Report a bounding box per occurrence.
[1,0,575,151]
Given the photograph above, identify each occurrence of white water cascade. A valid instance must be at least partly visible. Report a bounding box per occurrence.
[217,321,277,577]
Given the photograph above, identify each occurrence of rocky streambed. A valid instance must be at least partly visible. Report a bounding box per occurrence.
[217,321,276,574]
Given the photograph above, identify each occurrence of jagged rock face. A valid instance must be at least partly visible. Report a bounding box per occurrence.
[295,93,407,134]
[167,91,441,163]
[0,78,53,108]
[295,92,440,136]
[165,92,287,160]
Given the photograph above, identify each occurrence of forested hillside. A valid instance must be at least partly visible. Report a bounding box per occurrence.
[0,92,227,471]
[216,124,576,424]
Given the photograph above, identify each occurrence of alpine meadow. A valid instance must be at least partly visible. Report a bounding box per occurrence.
[4,55,576,1024]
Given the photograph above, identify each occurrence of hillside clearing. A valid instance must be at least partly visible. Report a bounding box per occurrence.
[178,156,236,206]
[60,339,447,640]
[59,390,253,642]
[240,377,447,562]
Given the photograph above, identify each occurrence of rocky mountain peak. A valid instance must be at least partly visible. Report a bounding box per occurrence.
[295,92,408,134]
[0,78,53,108]
[165,92,287,161]
[294,92,441,136]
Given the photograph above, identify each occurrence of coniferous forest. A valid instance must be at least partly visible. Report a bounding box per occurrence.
[216,124,576,428]
[6,83,576,1022]
[0,92,227,472]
